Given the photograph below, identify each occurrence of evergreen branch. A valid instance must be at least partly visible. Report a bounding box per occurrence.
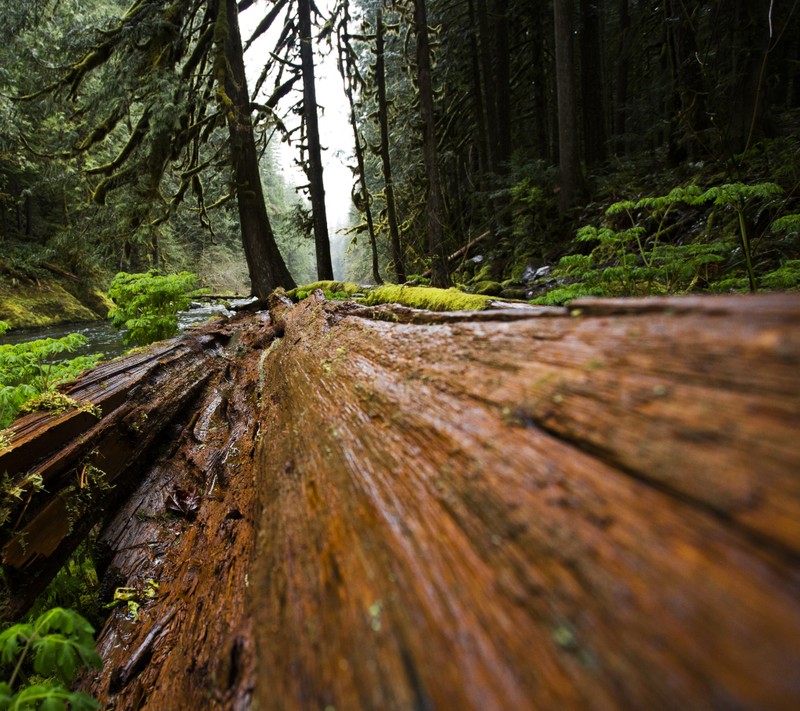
[85,109,151,176]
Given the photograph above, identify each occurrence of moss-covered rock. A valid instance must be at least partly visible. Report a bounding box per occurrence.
[469,263,495,284]
[471,280,504,296]
[362,285,494,311]
[0,280,102,329]
[62,284,115,318]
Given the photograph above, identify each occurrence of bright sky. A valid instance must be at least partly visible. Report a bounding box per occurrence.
[240,1,354,232]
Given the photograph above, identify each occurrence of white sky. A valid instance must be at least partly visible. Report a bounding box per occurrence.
[240,1,354,232]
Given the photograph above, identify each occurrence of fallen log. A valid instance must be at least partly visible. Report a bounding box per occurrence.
[0,312,274,621]
[80,291,800,710]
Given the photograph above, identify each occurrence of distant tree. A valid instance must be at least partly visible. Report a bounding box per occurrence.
[218,0,296,295]
[297,0,334,280]
[553,0,585,212]
[413,0,448,286]
[580,0,607,166]
[375,5,406,282]
[337,0,382,284]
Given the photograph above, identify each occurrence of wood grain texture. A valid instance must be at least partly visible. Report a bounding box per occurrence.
[248,292,800,710]
[0,314,264,621]
[30,291,800,710]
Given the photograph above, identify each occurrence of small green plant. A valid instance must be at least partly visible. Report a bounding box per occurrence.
[0,607,101,710]
[535,182,786,304]
[25,543,102,627]
[0,325,102,429]
[104,579,158,622]
[108,270,198,346]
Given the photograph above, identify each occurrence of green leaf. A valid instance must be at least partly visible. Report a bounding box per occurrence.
[0,624,32,666]
[0,681,14,708]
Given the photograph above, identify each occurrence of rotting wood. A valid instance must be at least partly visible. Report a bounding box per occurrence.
[81,316,272,709]
[80,290,800,710]
[0,312,275,621]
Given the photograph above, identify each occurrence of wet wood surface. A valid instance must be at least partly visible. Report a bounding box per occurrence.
[0,314,268,621]
[71,291,800,711]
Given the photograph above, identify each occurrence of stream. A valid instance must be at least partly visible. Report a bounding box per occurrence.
[0,302,246,360]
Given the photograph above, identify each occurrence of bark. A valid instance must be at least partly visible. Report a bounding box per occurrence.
[553,0,585,212]
[70,291,800,710]
[413,0,449,287]
[219,0,296,296]
[298,0,334,281]
[79,313,275,708]
[375,7,405,283]
[0,315,268,622]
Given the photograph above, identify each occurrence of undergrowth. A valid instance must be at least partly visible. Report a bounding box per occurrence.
[533,182,799,305]
[108,270,198,346]
[0,322,102,430]
[0,607,101,710]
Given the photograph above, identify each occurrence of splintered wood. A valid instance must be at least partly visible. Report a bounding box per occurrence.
[6,292,799,709]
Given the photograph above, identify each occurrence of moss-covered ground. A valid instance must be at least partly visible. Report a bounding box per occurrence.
[0,280,104,329]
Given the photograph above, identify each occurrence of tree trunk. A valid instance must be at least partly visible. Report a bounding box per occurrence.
[476,0,498,174]
[413,0,449,287]
[298,0,334,281]
[728,0,772,154]
[69,291,800,710]
[376,6,406,283]
[466,0,491,198]
[553,0,585,212]
[665,0,709,162]
[580,0,607,166]
[493,0,511,171]
[218,0,296,297]
[340,6,382,284]
[613,0,630,155]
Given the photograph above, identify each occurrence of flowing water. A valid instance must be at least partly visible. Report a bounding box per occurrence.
[0,302,247,360]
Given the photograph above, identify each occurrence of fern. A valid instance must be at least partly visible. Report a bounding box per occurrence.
[536,181,789,303]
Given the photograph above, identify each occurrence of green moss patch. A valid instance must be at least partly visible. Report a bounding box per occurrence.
[471,280,503,296]
[362,285,494,312]
[288,280,362,301]
[0,281,101,329]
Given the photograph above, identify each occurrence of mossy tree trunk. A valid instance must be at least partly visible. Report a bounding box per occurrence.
[218,0,296,297]
[413,0,449,287]
[298,0,334,281]
[375,7,406,283]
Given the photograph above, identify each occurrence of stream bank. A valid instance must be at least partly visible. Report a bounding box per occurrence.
[0,277,112,330]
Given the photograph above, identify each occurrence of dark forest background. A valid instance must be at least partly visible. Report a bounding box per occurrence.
[1,0,798,299]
